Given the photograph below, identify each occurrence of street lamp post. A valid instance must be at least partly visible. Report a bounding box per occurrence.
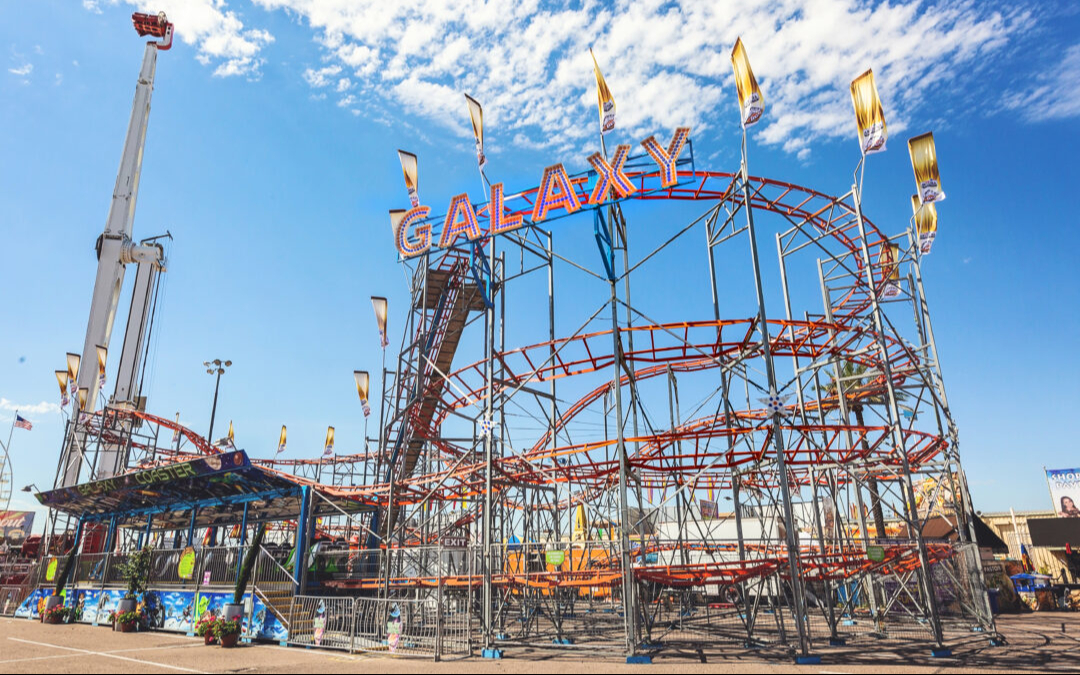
[204,359,232,444]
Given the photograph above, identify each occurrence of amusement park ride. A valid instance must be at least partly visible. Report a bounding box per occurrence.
[6,11,997,664]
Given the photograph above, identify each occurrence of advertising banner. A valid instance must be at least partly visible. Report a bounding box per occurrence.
[1047,468,1080,517]
[0,510,35,547]
[699,499,718,520]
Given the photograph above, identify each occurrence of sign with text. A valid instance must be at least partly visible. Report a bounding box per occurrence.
[0,510,35,547]
[1046,468,1080,517]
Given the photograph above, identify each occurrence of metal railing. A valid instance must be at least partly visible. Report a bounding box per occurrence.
[287,593,470,659]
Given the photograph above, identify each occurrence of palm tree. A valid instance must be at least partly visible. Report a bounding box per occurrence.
[818,360,904,540]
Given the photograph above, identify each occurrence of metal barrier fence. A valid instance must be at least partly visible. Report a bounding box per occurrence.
[0,585,32,616]
[287,593,471,659]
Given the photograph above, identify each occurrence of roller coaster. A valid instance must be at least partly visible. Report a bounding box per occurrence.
[11,11,996,662]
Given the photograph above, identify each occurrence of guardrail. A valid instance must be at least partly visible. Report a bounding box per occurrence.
[287,593,470,660]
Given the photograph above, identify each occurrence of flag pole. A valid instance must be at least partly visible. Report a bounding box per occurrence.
[1,409,16,455]
[472,111,497,654]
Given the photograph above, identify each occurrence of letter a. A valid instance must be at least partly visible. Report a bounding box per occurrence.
[439,194,483,247]
[531,164,582,223]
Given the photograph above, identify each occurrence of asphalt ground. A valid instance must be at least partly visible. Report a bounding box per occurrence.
[1,613,1078,673]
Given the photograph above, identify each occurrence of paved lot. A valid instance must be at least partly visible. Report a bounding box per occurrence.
[2,614,1078,673]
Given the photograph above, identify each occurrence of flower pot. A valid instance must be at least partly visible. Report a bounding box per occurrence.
[223,603,244,623]
[203,634,217,646]
[119,621,137,633]
[219,632,239,648]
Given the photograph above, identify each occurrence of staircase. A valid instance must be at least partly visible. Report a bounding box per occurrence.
[252,547,296,632]
[373,249,485,545]
[254,581,294,631]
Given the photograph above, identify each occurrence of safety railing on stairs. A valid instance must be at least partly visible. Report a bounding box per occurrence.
[252,545,297,631]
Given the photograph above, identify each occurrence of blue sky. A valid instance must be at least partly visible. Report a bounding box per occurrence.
[1,0,1078,530]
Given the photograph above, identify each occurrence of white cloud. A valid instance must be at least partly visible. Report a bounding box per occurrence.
[0,398,61,416]
[8,63,32,77]
[257,0,1032,156]
[303,65,342,88]
[1002,43,1080,122]
[90,1,274,78]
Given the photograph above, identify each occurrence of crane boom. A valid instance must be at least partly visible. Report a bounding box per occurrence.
[58,13,173,488]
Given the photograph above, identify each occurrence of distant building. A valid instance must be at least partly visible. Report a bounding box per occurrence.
[982,510,1077,583]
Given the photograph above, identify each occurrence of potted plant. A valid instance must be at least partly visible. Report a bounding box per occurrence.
[112,609,141,633]
[116,547,152,615]
[194,614,219,645]
[214,618,242,648]
[41,604,69,625]
[226,525,266,624]
[42,548,78,620]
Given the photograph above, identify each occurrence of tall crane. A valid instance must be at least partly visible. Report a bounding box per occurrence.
[56,13,174,488]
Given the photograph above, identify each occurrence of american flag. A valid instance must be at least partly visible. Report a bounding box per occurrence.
[14,414,32,431]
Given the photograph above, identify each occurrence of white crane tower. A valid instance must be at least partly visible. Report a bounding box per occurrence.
[56,12,174,488]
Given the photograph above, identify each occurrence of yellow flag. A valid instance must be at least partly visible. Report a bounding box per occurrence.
[277,425,287,455]
[911,195,938,254]
[907,132,945,204]
[227,420,235,448]
[731,38,764,127]
[398,150,419,208]
[371,296,388,348]
[878,242,901,298]
[354,370,370,401]
[66,352,81,384]
[590,49,616,135]
[54,370,69,401]
[850,69,887,154]
[465,94,486,169]
[95,345,107,388]
[324,426,335,457]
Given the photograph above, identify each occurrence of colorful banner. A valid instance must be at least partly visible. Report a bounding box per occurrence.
[850,69,887,155]
[908,131,945,204]
[323,426,335,457]
[911,195,937,254]
[55,370,70,406]
[398,150,419,208]
[590,49,616,135]
[1047,468,1080,517]
[877,242,901,298]
[277,425,287,455]
[354,370,371,417]
[96,344,108,389]
[371,296,389,348]
[0,510,34,547]
[36,450,251,506]
[465,94,486,170]
[731,38,764,127]
[699,499,718,520]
